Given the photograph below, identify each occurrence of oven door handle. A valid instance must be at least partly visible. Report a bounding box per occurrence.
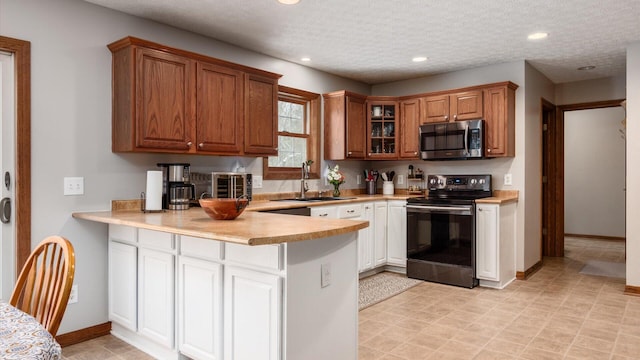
[407,204,473,214]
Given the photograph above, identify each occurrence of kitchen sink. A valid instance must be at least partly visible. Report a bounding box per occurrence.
[272,196,356,202]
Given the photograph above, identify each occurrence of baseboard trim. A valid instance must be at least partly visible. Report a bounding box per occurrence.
[516,260,543,280]
[565,233,625,242]
[624,285,640,296]
[56,322,112,347]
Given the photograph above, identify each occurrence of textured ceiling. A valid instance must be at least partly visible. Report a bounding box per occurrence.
[85,0,640,85]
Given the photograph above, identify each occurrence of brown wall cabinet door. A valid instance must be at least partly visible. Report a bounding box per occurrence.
[483,85,516,157]
[367,101,398,159]
[421,94,450,123]
[244,73,278,156]
[345,95,367,159]
[196,62,244,154]
[399,98,420,159]
[450,90,483,121]
[135,47,196,151]
[323,91,367,160]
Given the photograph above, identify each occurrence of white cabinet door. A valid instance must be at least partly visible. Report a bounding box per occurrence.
[476,204,499,281]
[138,248,175,348]
[178,256,222,360]
[109,241,137,331]
[387,201,407,267]
[224,266,281,360]
[373,202,388,267]
[359,203,374,272]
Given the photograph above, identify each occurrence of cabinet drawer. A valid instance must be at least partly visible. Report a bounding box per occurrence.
[180,236,223,262]
[338,204,362,218]
[139,228,174,251]
[109,224,136,244]
[310,206,338,218]
[225,243,282,271]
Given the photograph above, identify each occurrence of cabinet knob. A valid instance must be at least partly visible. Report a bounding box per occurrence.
[414,151,418,155]
[347,209,355,213]
[444,115,449,120]
[198,143,204,148]
[487,149,492,153]
[478,208,483,212]
[319,213,328,217]
[453,114,457,120]
[347,151,353,155]
[187,141,193,147]
[274,148,278,151]
[368,153,372,156]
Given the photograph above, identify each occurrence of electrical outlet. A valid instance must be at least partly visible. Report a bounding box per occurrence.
[504,173,513,186]
[64,177,84,195]
[252,175,263,189]
[397,174,404,185]
[68,284,78,304]
[321,263,331,288]
[356,174,362,185]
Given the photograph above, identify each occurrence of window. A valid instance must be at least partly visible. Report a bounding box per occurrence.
[263,86,320,180]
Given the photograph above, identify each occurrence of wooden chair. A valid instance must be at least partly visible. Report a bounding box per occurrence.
[9,236,76,337]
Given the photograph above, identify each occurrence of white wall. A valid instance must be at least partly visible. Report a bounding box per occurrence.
[0,0,370,334]
[626,42,640,286]
[564,107,626,238]
[555,75,626,105]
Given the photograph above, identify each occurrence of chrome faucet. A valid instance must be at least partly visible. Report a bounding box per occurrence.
[300,161,311,199]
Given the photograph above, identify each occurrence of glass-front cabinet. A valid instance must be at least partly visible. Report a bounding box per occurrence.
[367,99,398,159]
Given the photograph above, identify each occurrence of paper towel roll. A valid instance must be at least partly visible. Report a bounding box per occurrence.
[145,170,163,211]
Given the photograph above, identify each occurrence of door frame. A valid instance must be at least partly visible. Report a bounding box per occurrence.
[543,98,625,257]
[0,36,31,273]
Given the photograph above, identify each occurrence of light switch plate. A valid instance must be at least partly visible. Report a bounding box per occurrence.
[397,174,404,185]
[64,177,84,195]
[252,175,263,189]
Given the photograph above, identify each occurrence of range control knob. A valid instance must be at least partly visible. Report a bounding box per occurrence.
[429,178,437,185]
[470,179,478,185]
[479,179,486,184]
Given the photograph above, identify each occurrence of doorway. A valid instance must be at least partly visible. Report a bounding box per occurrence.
[0,36,31,299]
[542,99,626,257]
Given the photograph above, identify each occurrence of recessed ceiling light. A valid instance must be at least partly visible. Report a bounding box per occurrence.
[300,57,311,62]
[527,32,548,40]
[277,0,300,4]
[412,56,428,62]
[577,65,596,71]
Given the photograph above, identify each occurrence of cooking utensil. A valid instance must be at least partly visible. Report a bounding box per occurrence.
[389,171,395,181]
[381,172,388,181]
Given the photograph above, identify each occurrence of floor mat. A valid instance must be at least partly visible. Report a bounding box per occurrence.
[359,272,422,310]
[579,260,625,279]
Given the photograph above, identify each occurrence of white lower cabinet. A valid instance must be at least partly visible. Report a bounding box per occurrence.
[138,247,175,349]
[386,200,407,267]
[178,256,222,360]
[373,202,388,267]
[108,240,137,331]
[356,203,373,272]
[476,202,517,289]
[224,266,281,360]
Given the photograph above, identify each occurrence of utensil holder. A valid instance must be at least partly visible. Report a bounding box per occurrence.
[366,180,376,195]
[382,181,394,195]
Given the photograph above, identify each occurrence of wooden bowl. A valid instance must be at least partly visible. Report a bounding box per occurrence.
[199,197,250,220]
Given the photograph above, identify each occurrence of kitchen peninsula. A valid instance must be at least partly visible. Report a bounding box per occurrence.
[73,208,368,360]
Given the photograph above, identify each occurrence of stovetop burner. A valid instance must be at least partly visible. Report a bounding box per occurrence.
[408,174,492,204]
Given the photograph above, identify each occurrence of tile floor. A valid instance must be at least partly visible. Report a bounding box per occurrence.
[62,237,636,360]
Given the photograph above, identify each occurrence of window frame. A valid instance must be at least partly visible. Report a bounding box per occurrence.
[263,85,321,180]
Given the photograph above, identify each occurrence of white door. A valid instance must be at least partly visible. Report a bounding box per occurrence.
[0,50,16,301]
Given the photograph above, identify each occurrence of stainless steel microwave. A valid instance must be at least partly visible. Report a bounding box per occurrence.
[419,119,484,160]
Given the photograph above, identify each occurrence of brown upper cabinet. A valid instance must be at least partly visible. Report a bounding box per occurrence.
[108,36,281,156]
[323,91,367,160]
[420,90,483,123]
[483,83,517,157]
[398,98,421,159]
[367,98,398,160]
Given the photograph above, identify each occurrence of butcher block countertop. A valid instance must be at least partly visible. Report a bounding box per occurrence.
[475,190,519,204]
[72,208,368,246]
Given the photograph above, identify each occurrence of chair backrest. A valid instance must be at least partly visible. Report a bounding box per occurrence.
[9,236,75,337]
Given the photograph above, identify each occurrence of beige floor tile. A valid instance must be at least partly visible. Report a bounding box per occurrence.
[362,334,404,353]
[565,345,611,360]
[473,349,518,360]
[613,333,640,358]
[388,342,433,359]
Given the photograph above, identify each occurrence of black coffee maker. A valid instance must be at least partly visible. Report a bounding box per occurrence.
[157,163,195,210]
